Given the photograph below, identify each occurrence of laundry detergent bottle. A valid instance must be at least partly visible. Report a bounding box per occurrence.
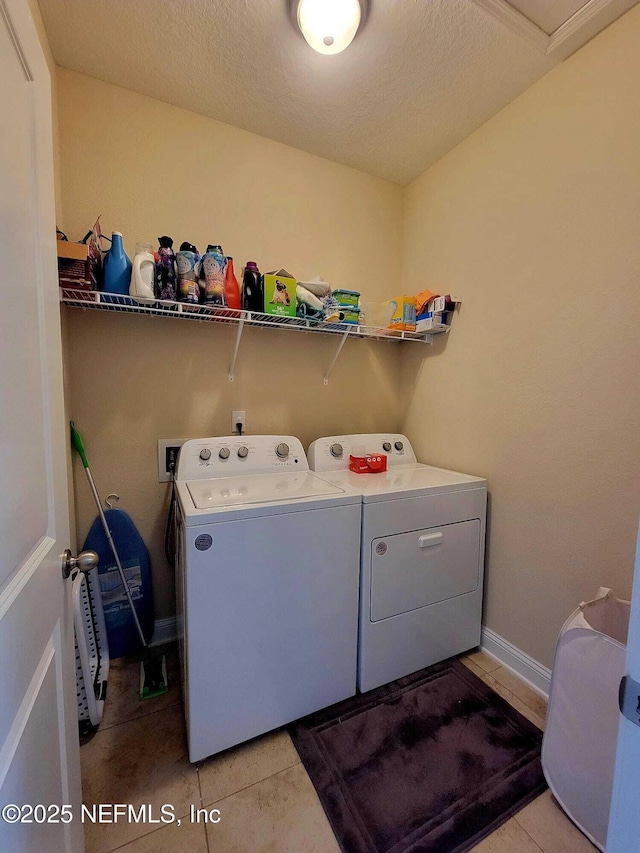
[224,257,241,310]
[176,242,201,304]
[241,261,263,312]
[130,242,156,300]
[202,244,227,305]
[102,231,132,295]
[154,236,177,300]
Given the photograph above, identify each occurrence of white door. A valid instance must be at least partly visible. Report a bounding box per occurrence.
[0,0,83,850]
[607,521,640,851]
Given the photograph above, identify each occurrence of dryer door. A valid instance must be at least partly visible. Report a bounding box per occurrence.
[370,520,481,622]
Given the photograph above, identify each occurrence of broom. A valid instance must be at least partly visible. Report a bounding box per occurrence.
[71,422,168,700]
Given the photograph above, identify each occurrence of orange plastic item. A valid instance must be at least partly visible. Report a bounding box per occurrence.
[349,454,388,474]
[224,257,242,310]
[415,289,438,315]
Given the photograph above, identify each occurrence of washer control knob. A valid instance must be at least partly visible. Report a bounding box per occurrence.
[394,441,404,451]
[276,442,290,459]
[382,441,392,452]
[237,446,249,459]
[330,443,343,458]
[199,448,211,461]
[218,447,230,460]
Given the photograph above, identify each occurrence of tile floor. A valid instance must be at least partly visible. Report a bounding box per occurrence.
[80,646,598,853]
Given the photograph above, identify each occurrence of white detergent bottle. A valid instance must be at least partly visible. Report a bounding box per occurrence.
[130,241,156,300]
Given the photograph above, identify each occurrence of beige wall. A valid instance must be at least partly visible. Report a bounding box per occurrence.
[56,10,640,662]
[401,6,640,667]
[58,69,405,619]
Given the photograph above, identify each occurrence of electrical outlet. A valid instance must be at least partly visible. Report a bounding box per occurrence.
[232,411,246,434]
[158,439,188,482]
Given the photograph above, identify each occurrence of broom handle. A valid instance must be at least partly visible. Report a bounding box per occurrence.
[85,466,148,650]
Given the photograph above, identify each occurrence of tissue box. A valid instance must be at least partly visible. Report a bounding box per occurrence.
[263,269,297,317]
[386,296,416,332]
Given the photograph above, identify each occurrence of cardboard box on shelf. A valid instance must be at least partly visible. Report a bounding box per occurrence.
[426,294,462,314]
[263,269,297,317]
[338,307,360,325]
[416,311,450,334]
[332,289,360,308]
[57,241,91,290]
[387,296,417,332]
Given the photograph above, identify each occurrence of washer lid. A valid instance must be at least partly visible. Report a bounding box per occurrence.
[186,471,344,510]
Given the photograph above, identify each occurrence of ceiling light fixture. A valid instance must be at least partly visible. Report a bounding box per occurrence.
[290,0,369,56]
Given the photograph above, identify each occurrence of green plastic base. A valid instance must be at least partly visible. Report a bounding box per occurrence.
[140,655,169,700]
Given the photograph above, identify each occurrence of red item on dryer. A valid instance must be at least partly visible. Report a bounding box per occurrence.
[349,454,387,474]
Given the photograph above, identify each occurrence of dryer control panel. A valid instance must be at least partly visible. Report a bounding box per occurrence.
[176,436,308,480]
[308,434,417,472]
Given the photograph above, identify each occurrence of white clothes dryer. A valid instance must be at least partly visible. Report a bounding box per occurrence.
[308,434,487,693]
[175,435,361,762]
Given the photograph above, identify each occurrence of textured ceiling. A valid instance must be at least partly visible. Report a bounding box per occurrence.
[40,0,558,185]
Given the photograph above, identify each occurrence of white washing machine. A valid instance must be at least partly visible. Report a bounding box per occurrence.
[175,435,361,762]
[308,434,487,693]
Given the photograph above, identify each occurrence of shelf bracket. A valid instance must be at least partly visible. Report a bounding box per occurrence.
[228,317,245,382]
[324,332,349,385]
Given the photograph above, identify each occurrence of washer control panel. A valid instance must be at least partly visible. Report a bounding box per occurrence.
[176,436,308,480]
[308,434,416,472]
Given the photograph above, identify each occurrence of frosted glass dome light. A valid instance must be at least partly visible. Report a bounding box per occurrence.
[295,0,365,55]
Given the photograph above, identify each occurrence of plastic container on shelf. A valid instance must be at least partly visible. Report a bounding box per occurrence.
[224,257,241,310]
[202,244,227,305]
[176,243,201,304]
[154,236,178,301]
[242,262,263,312]
[130,242,155,300]
[102,232,132,295]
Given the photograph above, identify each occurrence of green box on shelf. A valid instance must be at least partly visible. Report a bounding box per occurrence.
[339,307,361,325]
[333,289,360,308]
[263,269,297,317]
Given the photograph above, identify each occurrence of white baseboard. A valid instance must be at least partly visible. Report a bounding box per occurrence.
[149,617,552,695]
[481,626,551,698]
[150,617,177,647]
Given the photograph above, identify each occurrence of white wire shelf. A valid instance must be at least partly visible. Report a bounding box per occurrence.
[59,286,433,383]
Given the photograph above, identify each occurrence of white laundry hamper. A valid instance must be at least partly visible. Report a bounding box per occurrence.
[541,588,629,851]
[73,566,110,729]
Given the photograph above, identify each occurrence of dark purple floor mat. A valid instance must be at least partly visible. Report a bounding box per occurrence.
[289,658,546,853]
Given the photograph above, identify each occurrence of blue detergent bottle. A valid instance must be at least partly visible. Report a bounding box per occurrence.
[102,231,132,294]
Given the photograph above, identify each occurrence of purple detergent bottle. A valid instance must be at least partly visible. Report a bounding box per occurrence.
[241,261,263,312]
[154,236,177,300]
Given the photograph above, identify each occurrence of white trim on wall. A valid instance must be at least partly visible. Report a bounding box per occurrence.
[481,625,552,697]
[472,0,549,51]
[472,0,639,60]
[150,616,553,697]
[546,0,638,58]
